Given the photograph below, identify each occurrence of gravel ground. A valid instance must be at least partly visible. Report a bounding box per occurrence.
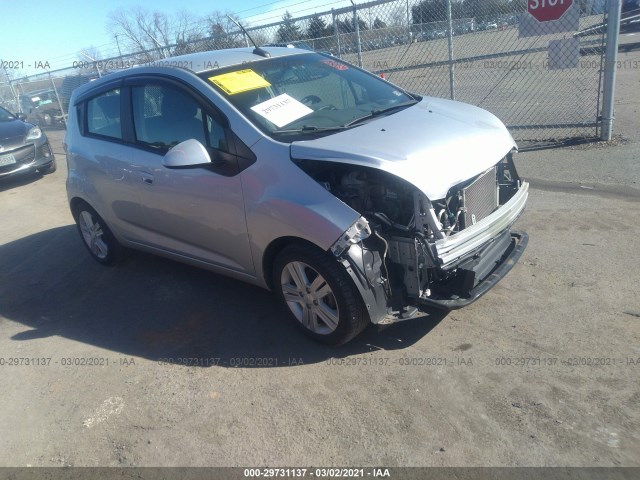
[0,40,639,470]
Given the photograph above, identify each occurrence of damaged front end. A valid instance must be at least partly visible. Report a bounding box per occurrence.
[296,153,529,324]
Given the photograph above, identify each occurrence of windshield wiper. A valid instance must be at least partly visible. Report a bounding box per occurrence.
[275,100,418,135]
[343,100,418,128]
[276,125,352,134]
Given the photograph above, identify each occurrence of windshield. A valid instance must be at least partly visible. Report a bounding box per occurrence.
[0,106,16,121]
[199,53,417,141]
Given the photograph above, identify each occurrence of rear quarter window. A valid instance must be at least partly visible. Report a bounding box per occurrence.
[86,89,122,139]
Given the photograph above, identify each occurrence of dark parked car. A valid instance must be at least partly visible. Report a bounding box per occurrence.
[19,89,64,127]
[0,106,56,178]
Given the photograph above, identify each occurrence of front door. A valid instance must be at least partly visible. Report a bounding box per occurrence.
[125,80,254,276]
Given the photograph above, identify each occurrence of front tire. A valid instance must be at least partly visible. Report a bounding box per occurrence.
[73,202,123,266]
[273,245,370,345]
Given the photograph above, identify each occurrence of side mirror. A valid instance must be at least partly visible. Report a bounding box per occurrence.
[162,139,212,169]
[15,113,27,121]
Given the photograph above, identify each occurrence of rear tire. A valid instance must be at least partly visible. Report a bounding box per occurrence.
[272,244,370,345]
[72,202,124,266]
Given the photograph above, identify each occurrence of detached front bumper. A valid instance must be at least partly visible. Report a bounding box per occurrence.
[334,180,529,324]
[419,180,529,310]
[435,181,529,269]
[419,230,528,310]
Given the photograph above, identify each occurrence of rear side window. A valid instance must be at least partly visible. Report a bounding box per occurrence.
[86,89,122,139]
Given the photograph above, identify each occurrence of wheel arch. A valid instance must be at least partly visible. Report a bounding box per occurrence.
[261,236,327,291]
[69,196,92,218]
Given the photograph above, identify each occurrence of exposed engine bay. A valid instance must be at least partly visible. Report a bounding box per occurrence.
[294,153,526,322]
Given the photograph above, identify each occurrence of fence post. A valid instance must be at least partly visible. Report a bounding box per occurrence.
[16,81,25,96]
[601,0,622,141]
[48,71,67,129]
[332,9,342,58]
[406,0,411,41]
[446,0,455,100]
[351,0,362,68]
[2,63,21,113]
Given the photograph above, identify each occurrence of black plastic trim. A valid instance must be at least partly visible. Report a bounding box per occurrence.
[337,243,390,325]
[75,79,123,106]
[417,231,529,310]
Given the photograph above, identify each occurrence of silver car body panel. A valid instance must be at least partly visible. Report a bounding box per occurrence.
[66,55,361,288]
[290,97,516,200]
[239,137,361,286]
[66,46,527,310]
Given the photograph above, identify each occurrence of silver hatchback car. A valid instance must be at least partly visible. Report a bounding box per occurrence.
[65,47,528,344]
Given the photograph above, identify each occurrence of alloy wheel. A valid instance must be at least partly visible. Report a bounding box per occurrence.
[280,261,340,335]
[78,210,109,260]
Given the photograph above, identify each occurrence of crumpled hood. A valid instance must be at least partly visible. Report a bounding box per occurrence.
[290,97,516,199]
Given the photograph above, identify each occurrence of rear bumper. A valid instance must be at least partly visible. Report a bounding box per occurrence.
[418,230,528,310]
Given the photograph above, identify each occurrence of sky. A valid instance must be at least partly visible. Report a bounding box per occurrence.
[1,0,353,76]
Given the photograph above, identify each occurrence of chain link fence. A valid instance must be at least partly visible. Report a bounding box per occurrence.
[0,0,621,144]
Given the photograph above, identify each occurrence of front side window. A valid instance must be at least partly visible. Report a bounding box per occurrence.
[131,84,225,151]
[200,52,417,141]
[86,89,122,139]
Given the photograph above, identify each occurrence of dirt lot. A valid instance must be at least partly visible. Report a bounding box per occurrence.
[0,43,639,470]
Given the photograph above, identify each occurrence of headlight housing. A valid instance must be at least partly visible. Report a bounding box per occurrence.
[331,216,372,256]
[26,126,42,141]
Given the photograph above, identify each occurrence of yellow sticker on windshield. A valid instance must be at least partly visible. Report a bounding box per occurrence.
[208,69,271,95]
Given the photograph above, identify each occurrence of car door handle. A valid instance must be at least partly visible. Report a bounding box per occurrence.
[140,172,154,185]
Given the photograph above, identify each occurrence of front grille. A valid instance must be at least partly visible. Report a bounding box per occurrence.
[462,166,498,227]
[0,144,36,173]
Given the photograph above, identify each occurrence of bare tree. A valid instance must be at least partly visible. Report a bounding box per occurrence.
[205,12,245,50]
[108,8,152,60]
[133,8,169,58]
[108,7,204,60]
[77,46,102,62]
[76,46,103,74]
[174,10,202,44]
[251,31,270,47]
[107,7,269,59]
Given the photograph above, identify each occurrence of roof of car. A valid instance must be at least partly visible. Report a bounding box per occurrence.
[71,47,313,103]
[141,47,311,74]
[21,88,56,97]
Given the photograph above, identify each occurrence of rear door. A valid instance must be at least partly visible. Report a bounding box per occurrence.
[78,85,152,238]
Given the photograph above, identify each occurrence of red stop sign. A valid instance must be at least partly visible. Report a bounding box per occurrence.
[528,0,573,22]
